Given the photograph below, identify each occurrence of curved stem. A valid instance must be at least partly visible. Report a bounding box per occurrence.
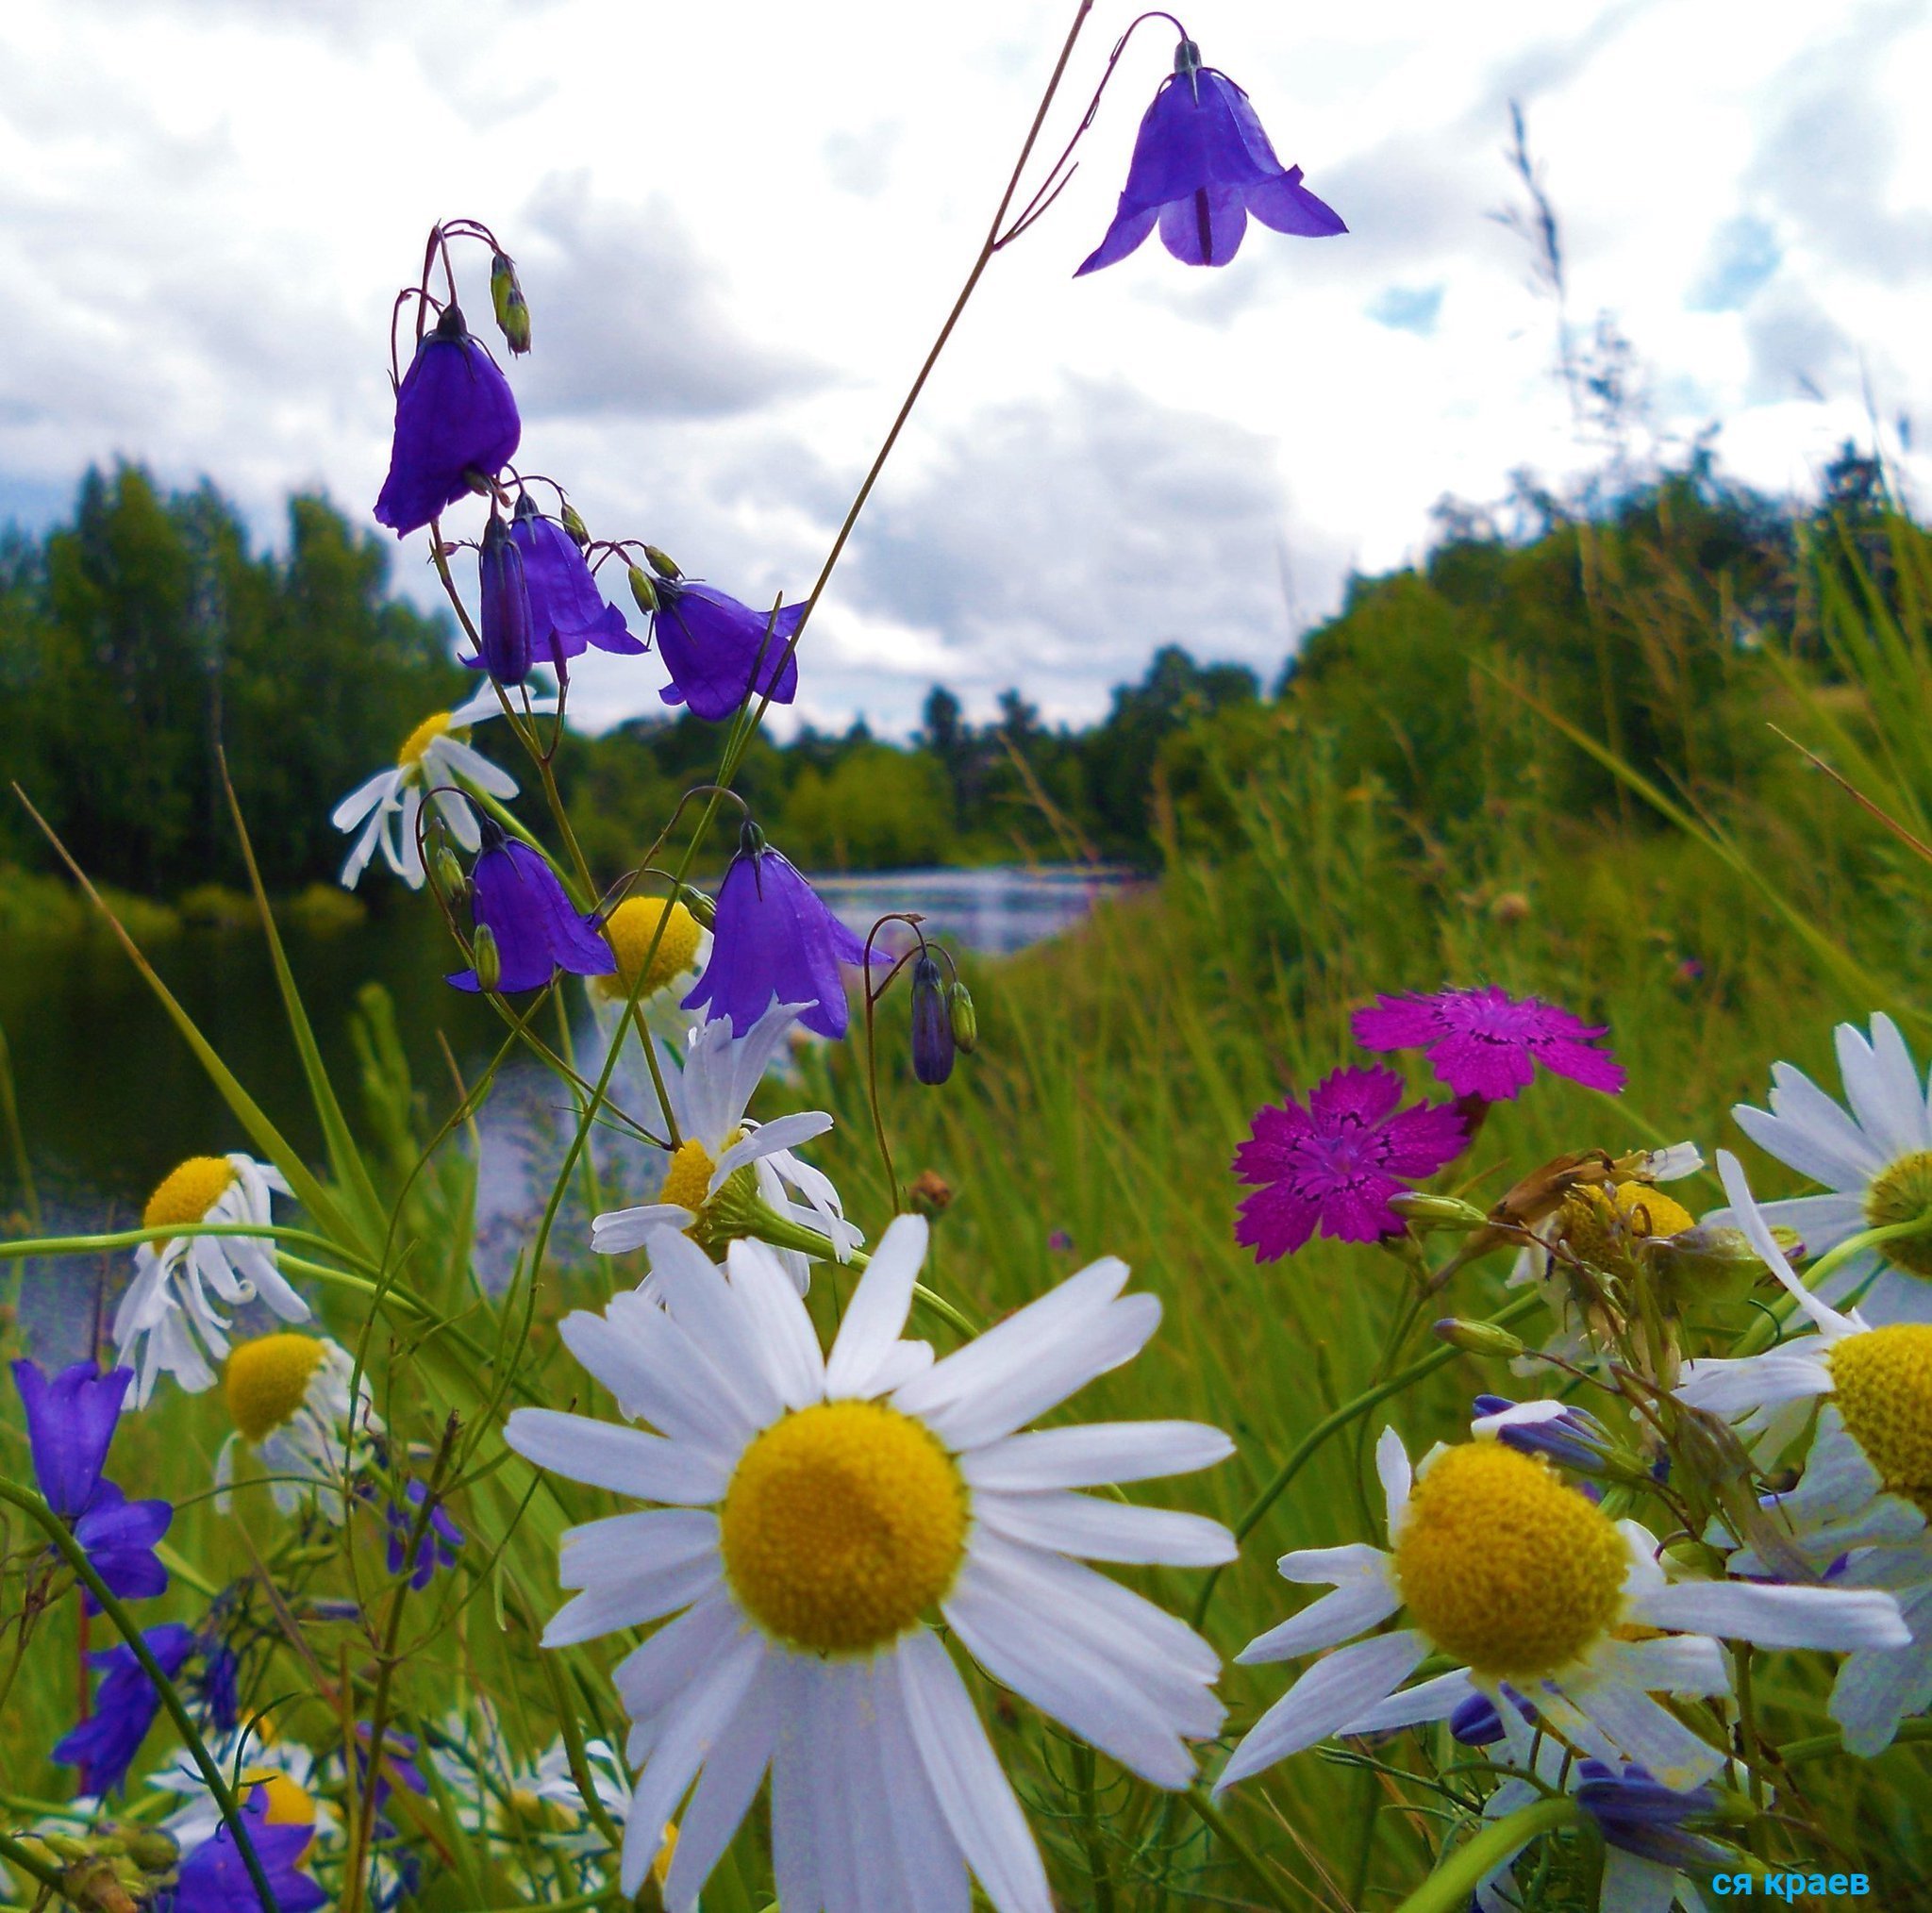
[1390,1797,1583,1913]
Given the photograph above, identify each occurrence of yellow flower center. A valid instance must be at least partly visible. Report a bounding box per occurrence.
[1864,1151,1932,1279]
[243,1769,315,1829]
[225,1334,327,1443]
[1393,1442,1629,1679]
[1560,1180,1696,1268]
[397,712,453,768]
[592,898,704,1003]
[651,1824,677,1889]
[1828,1324,1932,1516]
[720,1401,969,1655]
[143,1156,237,1233]
[660,1138,720,1214]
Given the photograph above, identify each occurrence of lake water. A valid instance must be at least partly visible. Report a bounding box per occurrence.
[0,863,1137,1248]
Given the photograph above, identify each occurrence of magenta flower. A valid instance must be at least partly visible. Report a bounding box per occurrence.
[1077,40,1345,275]
[1352,987,1625,1102]
[1233,1066,1464,1259]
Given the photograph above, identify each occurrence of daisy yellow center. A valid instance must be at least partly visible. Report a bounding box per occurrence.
[1393,1442,1629,1679]
[397,712,452,768]
[1828,1324,1932,1516]
[243,1769,315,1829]
[1560,1181,1695,1266]
[660,1139,720,1213]
[592,898,703,1002]
[720,1400,969,1654]
[1864,1151,1932,1279]
[225,1334,326,1443]
[143,1156,236,1232]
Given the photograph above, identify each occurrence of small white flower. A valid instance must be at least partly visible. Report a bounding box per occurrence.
[1713,1012,1932,1322]
[591,1001,858,1289]
[1676,1150,1932,1755]
[214,1333,381,1522]
[332,688,549,890]
[1218,1409,1906,1797]
[114,1154,303,1408]
[156,1730,333,1854]
[505,1218,1234,1910]
[586,895,713,1058]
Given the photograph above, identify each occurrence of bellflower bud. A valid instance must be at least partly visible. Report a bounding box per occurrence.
[642,544,682,580]
[477,513,533,687]
[911,952,955,1086]
[627,564,659,615]
[1433,1319,1525,1359]
[432,845,468,899]
[489,251,531,355]
[946,979,978,1053]
[559,501,591,548]
[679,884,716,929]
[470,923,502,993]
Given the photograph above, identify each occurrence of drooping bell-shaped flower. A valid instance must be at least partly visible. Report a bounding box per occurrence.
[476,513,533,687]
[1077,40,1345,274]
[54,1622,199,1795]
[654,577,804,722]
[374,305,522,536]
[909,951,955,1085]
[682,825,867,1040]
[447,820,615,994]
[503,493,645,672]
[12,1358,129,1518]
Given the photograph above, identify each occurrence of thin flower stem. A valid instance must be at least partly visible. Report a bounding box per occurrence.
[0,1222,379,1271]
[0,1829,66,1899]
[0,1479,280,1913]
[1730,1210,1932,1356]
[1389,1797,1583,1913]
[1179,1787,1296,1912]
[1191,1291,1544,1628]
[1778,1717,1932,1763]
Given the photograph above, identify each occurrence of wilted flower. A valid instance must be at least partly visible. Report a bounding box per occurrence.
[506,1219,1233,1905]
[113,1155,306,1408]
[446,823,615,995]
[374,305,521,538]
[499,494,644,674]
[681,829,868,1040]
[476,513,533,687]
[653,578,804,722]
[1353,985,1625,1102]
[1077,39,1344,274]
[1233,1065,1464,1259]
[215,1333,381,1523]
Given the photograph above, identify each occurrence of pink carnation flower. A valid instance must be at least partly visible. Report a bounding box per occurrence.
[1233,1066,1465,1260]
[1352,986,1625,1102]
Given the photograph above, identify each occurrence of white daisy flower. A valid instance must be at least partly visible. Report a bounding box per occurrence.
[1675,1150,1932,1754]
[113,1154,304,1408]
[430,1704,631,1854]
[587,895,713,1056]
[504,1217,1235,1910]
[1715,1012,1932,1323]
[1217,1417,1906,1798]
[331,688,548,890]
[214,1333,381,1522]
[155,1729,334,1854]
[590,1001,859,1290]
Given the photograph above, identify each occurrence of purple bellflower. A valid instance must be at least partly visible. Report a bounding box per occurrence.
[1233,1065,1465,1259]
[475,513,533,688]
[54,1622,199,1795]
[1570,1762,1726,1871]
[909,951,955,1085]
[374,305,521,538]
[1353,985,1626,1102]
[654,579,804,722]
[170,1785,328,1913]
[446,820,615,994]
[501,494,645,674]
[1077,39,1345,274]
[682,825,868,1040]
[13,1359,172,1606]
[384,1479,465,1590]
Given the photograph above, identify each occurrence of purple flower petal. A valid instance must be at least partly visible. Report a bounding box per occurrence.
[447,834,614,994]
[654,582,803,722]
[510,504,645,667]
[374,307,521,538]
[12,1358,131,1519]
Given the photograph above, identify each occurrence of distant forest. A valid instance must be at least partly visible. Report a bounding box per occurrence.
[0,450,1899,901]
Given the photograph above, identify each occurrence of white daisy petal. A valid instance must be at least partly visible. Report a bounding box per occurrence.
[439,736,519,801]
[871,1649,973,1913]
[331,769,394,832]
[612,1586,744,1726]
[1674,1349,1834,1415]
[592,1203,694,1255]
[1215,1630,1427,1792]
[1238,1548,1400,1663]
[1839,1016,1928,1161]
[711,1112,835,1188]
[504,1409,727,1505]
[1628,1579,1908,1650]
[661,1667,777,1913]
[1339,1667,1476,1733]
[897,1629,1053,1913]
[962,1421,1233,1491]
[1830,1585,1932,1756]
[558,1509,720,1589]
[1601,1634,1729,1696]
[1551,1667,1721,1790]
[824,1214,928,1399]
[723,1239,825,1406]
[1715,1151,1864,1339]
[973,1489,1235,1567]
[1375,1424,1413,1534]
[542,1555,724,1648]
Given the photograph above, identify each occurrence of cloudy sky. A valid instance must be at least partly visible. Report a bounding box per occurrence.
[3,0,1928,735]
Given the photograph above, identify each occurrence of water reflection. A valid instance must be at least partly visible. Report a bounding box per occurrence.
[812,864,1142,957]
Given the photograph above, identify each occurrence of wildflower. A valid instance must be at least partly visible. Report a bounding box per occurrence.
[1232,1065,1465,1259]
[1076,39,1344,275]
[588,895,712,1046]
[506,1218,1234,1907]
[157,1730,331,1855]
[1473,1393,1636,1484]
[54,1622,199,1796]
[1352,985,1625,1102]
[502,494,644,673]
[591,1001,860,1287]
[653,577,804,722]
[1715,1012,1932,1323]
[113,1155,305,1409]
[429,1707,631,1874]
[446,822,615,995]
[215,1333,380,1522]
[332,688,539,890]
[384,1479,465,1589]
[171,1783,328,1913]
[374,304,521,538]
[1676,1150,1932,1753]
[681,829,868,1041]
[909,951,956,1085]
[1216,1424,1905,1796]
[475,513,533,687]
